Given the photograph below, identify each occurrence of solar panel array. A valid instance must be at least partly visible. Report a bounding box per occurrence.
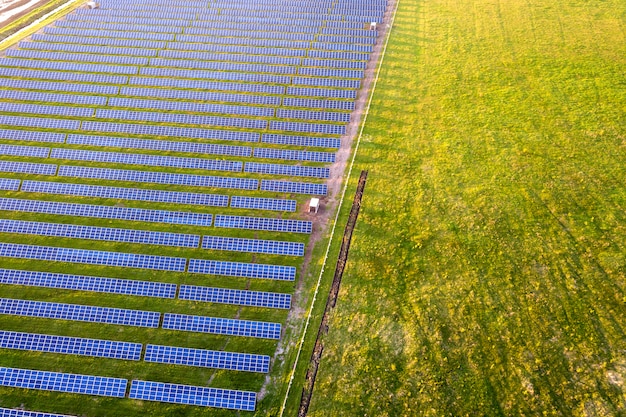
[0,330,142,360]
[0,408,78,417]
[0,268,177,298]
[129,380,256,410]
[0,0,387,409]
[144,344,270,373]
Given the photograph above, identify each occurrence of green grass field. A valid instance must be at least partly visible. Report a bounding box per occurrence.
[308,0,626,415]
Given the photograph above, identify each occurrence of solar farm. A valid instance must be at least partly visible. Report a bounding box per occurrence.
[0,0,388,414]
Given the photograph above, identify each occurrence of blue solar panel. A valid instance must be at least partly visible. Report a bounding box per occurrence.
[18,41,158,57]
[292,75,361,89]
[81,121,260,143]
[144,344,270,373]
[167,42,306,57]
[0,367,127,398]
[0,128,65,143]
[270,120,346,135]
[0,144,50,158]
[0,67,128,84]
[140,67,292,85]
[128,380,256,410]
[0,219,200,248]
[214,214,312,234]
[261,180,327,196]
[230,196,296,212]
[0,57,139,75]
[0,160,57,176]
[120,86,279,106]
[188,259,296,281]
[278,108,351,123]
[0,298,160,327]
[21,180,230,207]
[0,242,187,271]
[67,134,252,157]
[0,77,119,95]
[261,133,340,149]
[283,96,355,111]
[0,89,108,106]
[162,313,281,339]
[0,268,177,298]
[245,162,330,178]
[0,178,20,191]
[0,407,78,417]
[44,26,176,41]
[59,165,259,191]
[149,57,295,75]
[51,148,244,175]
[202,235,304,256]
[307,50,370,61]
[128,76,285,95]
[301,58,366,69]
[31,33,167,49]
[158,49,301,66]
[0,198,214,226]
[54,20,182,34]
[0,115,80,130]
[253,147,336,163]
[179,285,292,309]
[95,108,268,130]
[0,330,142,360]
[108,97,274,117]
[0,101,94,118]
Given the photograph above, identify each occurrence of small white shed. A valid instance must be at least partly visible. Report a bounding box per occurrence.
[309,198,320,214]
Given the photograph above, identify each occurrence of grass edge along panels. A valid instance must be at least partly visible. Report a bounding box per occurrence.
[128,379,256,410]
[0,367,127,397]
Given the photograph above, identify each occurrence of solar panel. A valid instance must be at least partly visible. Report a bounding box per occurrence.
[67,134,252,157]
[0,101,94,118]
[81,121,260,143]
[7,48,150,65]
[0,77,119,95]
[0,115,80,130]
[0,268,177,298]
[201,235,304,256]
[253,147,336,163]
[0,407,78,417]
[230,196,296,212]
[162,313,281,339]
[0,89,108,106]
[0,67,128,84]
[59,165,259,191]
[18,41,158,58]
[0,128,65,144]
[50,147,243,172]
[109,97,275,118]
[0,330,142,360]
[0,198,214,226]
[188,259,296,281]
[0,242,187,271]
[0,57,139,74]
[43,26,176,41]
[0,219,200,248]
[120,86,279,106]
[140,67,292,85]
[0,178,20,191]
[128,380,256,410]
[0,367,127,397]
[179,285,292,309]
[244,162,330,178]
[31,33,167,49]
[0,160,57,176]
[270,120,346,135]
[214,214,312,234]
[0,144,50,158]
[261,133,341,149]
[21,180,230,207]
[0,298,160,328]
[128,76,285,95]
[144,344,270,373]
[260,180,328,196]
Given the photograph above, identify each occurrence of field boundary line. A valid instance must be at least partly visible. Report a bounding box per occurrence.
[0,0,82,50]
[278,0,401,414]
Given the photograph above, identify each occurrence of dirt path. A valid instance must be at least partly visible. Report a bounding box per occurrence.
[260,0,398,401]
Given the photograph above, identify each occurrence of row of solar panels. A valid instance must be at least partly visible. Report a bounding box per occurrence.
[0,197,314,232]
[0,330,271,372]
[20,42,370,70]
[59,17,380,38]
[73,8,377,29]
[0,143,332,178]
[0,68,356,100]
[6,50,368,81]
[0,218,306,253]
[0,241,297,280]
[0,60,364,90]
[44,26,376,51]
[0,297,282,338]
[0,128,342,152]
[0,268,293,308]
[0,368,256,410]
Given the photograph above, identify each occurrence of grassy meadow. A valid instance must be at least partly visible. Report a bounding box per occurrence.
[309,0,626,415]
